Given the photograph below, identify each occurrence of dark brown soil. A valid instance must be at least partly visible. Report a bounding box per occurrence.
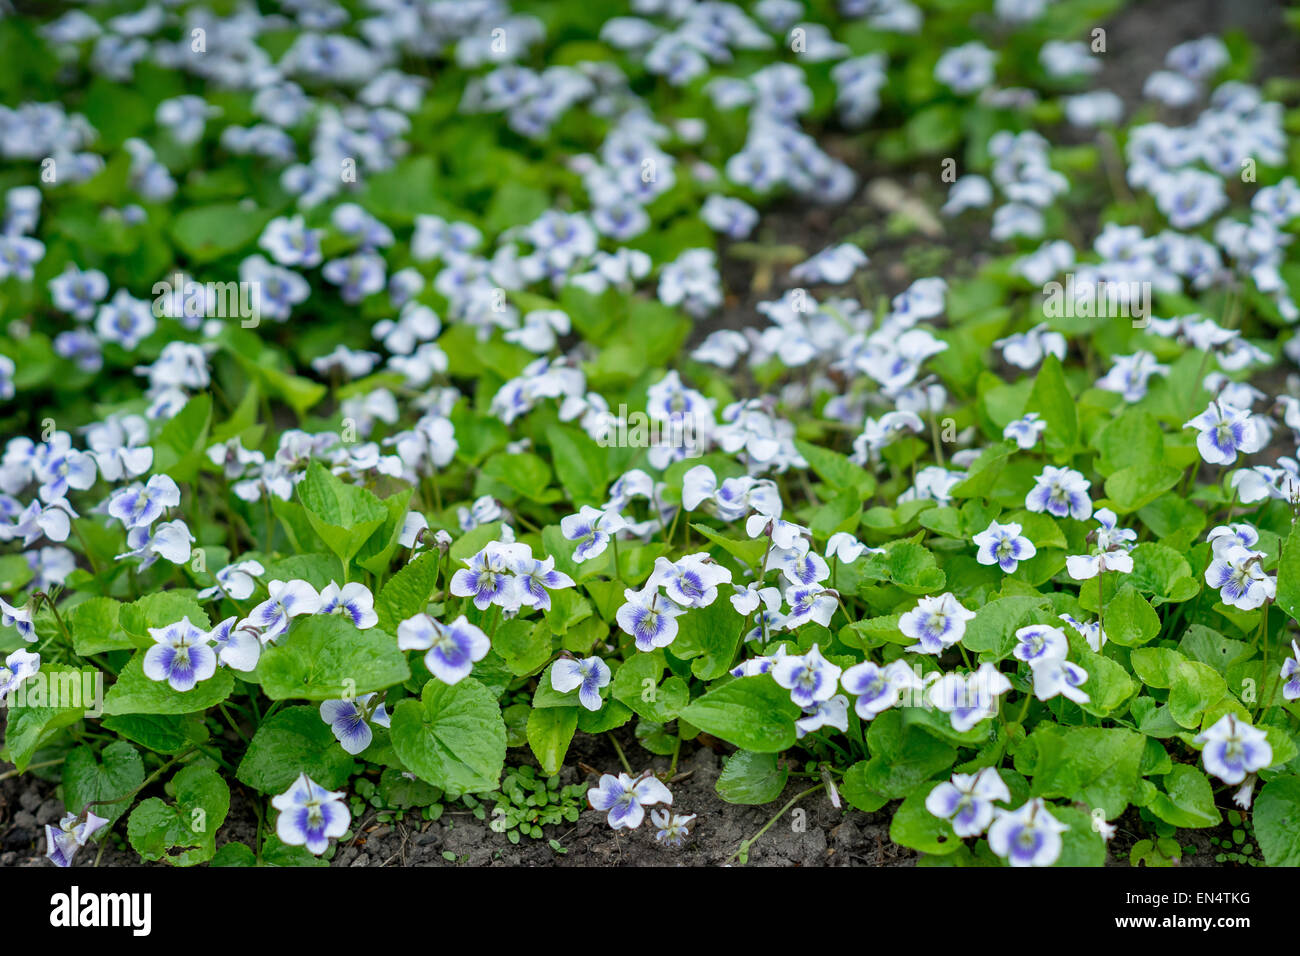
[0,730,911,868]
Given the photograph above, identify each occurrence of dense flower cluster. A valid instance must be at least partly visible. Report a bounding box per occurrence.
[1,0,1298,870]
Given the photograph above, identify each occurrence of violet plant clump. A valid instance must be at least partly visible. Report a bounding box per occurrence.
[2,0,1300,870]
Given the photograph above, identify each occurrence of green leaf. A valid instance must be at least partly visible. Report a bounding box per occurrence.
[1103,586,1160,646]
[261,554,339,591]
[354,487,414,576]
[69,597,128,655]
[577,699,633,734]
[679,675,800,753]
[1095,409,1163,475]
[1104,464,1182,513]
[103,655,235,716]
[961,595,1050,657]
[1052,806,1107,867]
[62,741,145,828]
[526,707,578,776]
[389,678,507,797]
[1126,543,1200,605]
[690,523,768,567]
[235,354,325,418]
[858,541,946,594]
[1,665,97,770]
[359,155,439,224]
[171,203,272,263]
[254,615,410,701]
[547,425,609,504]
[123,591,211,639]
[1178,625,1251,675]
[1255,775,1300,866]
[236,705,357,793]
[889,789,960,855]
[210,842,257,867]
[861,709,957,798]
[152,393,212,483]
[1278,524,1300,626]
[1146,764,1220,829]
[100,714,210,755]
[670,597,743,680]
[949,442,1014,499]
[1076,643,1137,716]
[374,550,440,633]
[1025,725,1144,818]
[494,618,553,676]
[840,761,889,812]
[479,452,557,503]
[127,763,230,866]
[1025,353,1078,455]
[1129,647,1186,688]
[611,652,689,722]
[810,487,862,539]
[794,439,874,496]
[1167,660,1227,729]
[296,461,388,568]
[716,751,789,805]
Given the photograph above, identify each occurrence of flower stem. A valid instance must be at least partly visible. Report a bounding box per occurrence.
[1097,569,1107,639]
[1257,601,1271,719]
[70,521,101,578]
[85,747,197,813]
[667,733,682,778]
[0,757,66,781]
[729,783,824,865]
[608,733,633,775]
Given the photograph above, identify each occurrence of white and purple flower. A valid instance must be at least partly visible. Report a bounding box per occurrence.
[926,768,1011,837]
[106,474,181,530]
[318,581,379,629]
[1065,508,1135,580]
[973,520,1037,573]
[1025,466,1092,521]
[142,617,217,692]
[1031,657,1091,705]
[551,656,612,711]
[1184,400,1266,466]
[587,771,672,830]
[1003,412,1047,450]
[396,613,490,685]
[1204,545,1275,611]
[1012,624,1069,666]
[771,644,843,708]
[840,659,921,720]
[244,579,322,642]
[616,584,686,652]
[987,798,1068,867]
[1282,640,1300,701]
[208,616,261,672]
[928,663,1012,731]
[1195,713,1272,785]
[0,647,40,696]
[560,505,626,563]
[512,555,575,612]
[899,593,976,655]
[44,811,109,867]
[272,773,350,855]
[320,694,390,754]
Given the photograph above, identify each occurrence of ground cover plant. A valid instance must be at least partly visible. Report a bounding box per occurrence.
[2,0,1300,869]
